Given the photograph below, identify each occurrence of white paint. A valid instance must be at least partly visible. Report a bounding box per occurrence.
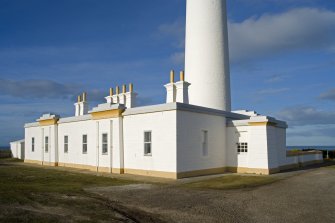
[175,81,191,104]
[164,83,176,103]
[185,0,231,111]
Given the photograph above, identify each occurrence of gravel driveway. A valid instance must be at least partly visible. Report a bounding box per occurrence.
[88,166,335,223]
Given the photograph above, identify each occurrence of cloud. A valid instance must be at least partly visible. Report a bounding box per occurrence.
[257,88,289,95]
[170,52,185,65]
[229,8,335,62]
[277,106,335,126]
[159,8,335,64]
[156,18,185,49]
[319,88,335,101]
[0,79,79,99]
[288,125,335,138]
[0,78,109,103]
[264,75,285,83]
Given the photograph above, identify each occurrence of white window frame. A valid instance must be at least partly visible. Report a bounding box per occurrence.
[144,131,152,156]
[32,137,35,152]
[45,136,49,153]
[102,133,108,155]
[64,135,69,153]
[82,134,88,154]
[202,130,208,156]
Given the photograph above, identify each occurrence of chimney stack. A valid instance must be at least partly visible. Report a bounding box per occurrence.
[165,70,176,103]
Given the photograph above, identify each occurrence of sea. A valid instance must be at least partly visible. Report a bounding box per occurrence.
[287,146,335,151]
[0,146,10,151]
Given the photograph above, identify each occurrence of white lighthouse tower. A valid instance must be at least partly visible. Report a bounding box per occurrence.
[185,0,231,111]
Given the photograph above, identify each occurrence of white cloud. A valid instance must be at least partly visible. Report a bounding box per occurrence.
[277,106,335,126]
[229,8,335,62]
[257,88,289,95]
[159,8,335,64]
[319,88,335,101]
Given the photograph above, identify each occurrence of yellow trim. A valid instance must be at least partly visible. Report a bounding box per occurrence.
[248,122,277,126]
[39,119,58,126]
[227,167,279,175]
[24,159,58,166]
[91,109,124,120]
[112,168,125,174]
[125,168,177,179]
[177,167,226,179]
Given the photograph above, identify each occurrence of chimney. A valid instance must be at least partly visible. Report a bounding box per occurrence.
[119,84,126,105]
[164,70,176,103]
[112,86,120,104]
[175,71,190,104]
[74,95,81,116]
[125,83,137,108]
[79,92,89,115]
[105,88,114,104]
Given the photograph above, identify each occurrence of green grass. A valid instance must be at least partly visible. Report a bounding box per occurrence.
[0,158,135,222]
[182,175,279,190]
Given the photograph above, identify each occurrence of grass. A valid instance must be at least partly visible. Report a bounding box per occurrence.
[182,175,279,190]
[0,158,135,222]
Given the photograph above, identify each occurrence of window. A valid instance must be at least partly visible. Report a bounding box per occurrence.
[102,133,108,154]
[82,135,87,154]
[32,137,35,152]
[45,136,49,152]
[202,130,208,156]
[237,142,248,153]
[144,131,152,155]
[64,136,68,153]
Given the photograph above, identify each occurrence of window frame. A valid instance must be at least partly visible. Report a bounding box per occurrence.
[102,133,108,155]
[144,131,152,156]
[237,142,248,153]
[45,136,49,153]
[64,135,69,153]
[82,134,88,154]
[202,130,208,156]
[32,137,35,152]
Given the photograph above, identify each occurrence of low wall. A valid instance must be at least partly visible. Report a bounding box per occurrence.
[281,150,323,170]
[0,150,12,158]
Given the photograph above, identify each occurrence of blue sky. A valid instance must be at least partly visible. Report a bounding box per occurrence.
[0,0,335,146]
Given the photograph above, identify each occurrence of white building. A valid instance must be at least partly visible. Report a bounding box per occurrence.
[18,0,322,179]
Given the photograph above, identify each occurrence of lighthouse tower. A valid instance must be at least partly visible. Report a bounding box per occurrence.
[185,0,231,111]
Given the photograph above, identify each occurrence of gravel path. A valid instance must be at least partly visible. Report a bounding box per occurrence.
[88,167,335,223]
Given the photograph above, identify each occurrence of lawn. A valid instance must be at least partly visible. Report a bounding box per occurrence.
[0,158,135,222]
[182,175,279,190]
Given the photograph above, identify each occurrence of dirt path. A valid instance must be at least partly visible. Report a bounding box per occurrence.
[87,167,335,223]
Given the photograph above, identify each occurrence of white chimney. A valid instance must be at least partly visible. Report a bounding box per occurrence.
[175,71,190,104]
[79,92,89,115]
[105,88,114,104]
[164,70,176,103]
[74,95,81,116]
[125,83,137,108]
[119,85,126,105]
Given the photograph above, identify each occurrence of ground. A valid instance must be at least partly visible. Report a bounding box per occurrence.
[1,159,335,223]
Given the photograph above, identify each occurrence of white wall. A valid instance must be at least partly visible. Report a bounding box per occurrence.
[58,117,122,170]
[176,111,226,172]
[123,110,177,173]
[25,126,42,162]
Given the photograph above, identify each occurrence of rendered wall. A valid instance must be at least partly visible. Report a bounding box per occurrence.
[58,118,122,171]
[176,110,226,173]
[123,110,177,174]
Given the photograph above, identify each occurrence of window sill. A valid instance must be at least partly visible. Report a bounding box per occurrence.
[144,154,152,157]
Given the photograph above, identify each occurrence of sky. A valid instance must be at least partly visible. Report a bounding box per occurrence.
[0,0,335,146]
